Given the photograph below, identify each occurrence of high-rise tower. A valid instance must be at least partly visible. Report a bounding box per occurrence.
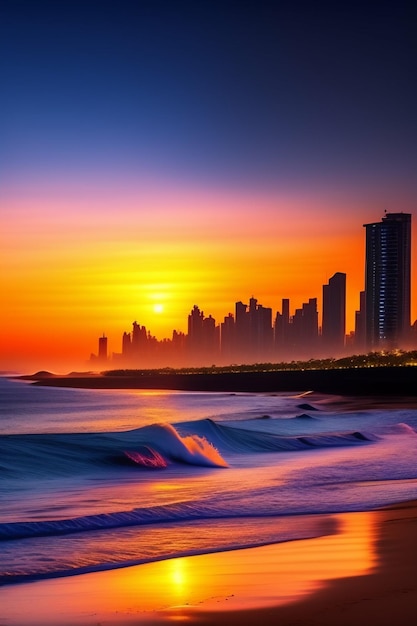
[98,334,108,362]
[363,212,411,350]
[322,272,346,355]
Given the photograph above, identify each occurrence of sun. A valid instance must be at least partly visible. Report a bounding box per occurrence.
[153,303,164,314]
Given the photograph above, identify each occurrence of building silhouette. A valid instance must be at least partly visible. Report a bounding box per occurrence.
[122,331,132,358]
[364,212,411,350]
[220,313,235,362]
[187,305,220,364]
[274,298,291,357]
[292,298,319,357]
[248,297,273,361]
[234,300,251,362]
[354,290,366,353]
[98,334,108,362]
[274,297,320,360]
[322,272,346,355]
[89,212,415,368]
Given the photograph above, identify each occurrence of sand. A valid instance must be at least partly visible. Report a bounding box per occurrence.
[1,500,416,626]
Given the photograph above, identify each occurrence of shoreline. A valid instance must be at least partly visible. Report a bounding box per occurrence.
[21,365,417,397]
[3,380,417,625]
[1,500,417,625]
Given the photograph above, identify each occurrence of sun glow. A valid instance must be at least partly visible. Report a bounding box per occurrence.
[0,511,377,624]
[170,560,186,588]
[2,181,416,372]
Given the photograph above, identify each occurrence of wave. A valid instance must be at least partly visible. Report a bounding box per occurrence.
[293,413,317,420]
[0,503,208,541]
[0,422,229,479]
[3,416,403,484]
[0,495,340,542]
[175,419,375,454]
[139,422,228,467]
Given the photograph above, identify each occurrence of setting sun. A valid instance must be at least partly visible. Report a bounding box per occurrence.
[1,0,415,377]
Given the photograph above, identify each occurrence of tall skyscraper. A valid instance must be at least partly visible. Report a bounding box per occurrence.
[98,334,108,362]
[187,305,204,359]
[364,212,411,350]
[322,272,346,355]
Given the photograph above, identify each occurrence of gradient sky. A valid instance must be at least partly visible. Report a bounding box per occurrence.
[1,0,416,372]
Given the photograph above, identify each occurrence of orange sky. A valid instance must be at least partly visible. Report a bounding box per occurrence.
[2,178,415,373]
[2,1,416,373]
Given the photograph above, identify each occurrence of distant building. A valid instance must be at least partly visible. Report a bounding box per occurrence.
[364,212,411,350]
[131,321,148,362]
[232,297,273,363]
[234,300,250,362]
[187,305,220,364]
[292,298,319,358]
[322,272,346,355]
[274,298,291,358]
[187,305,204,361]
[122,331,132,358]
[354,290,366,353]
[98,334,108,362]
[220,313,235,362]
[247,297,273,361]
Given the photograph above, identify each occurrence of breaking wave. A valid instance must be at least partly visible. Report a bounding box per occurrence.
[0,418,383,483]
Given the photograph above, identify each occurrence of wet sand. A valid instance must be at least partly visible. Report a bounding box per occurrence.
[1,500,416,626]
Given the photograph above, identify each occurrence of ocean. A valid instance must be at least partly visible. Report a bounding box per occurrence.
[1,376,417,586]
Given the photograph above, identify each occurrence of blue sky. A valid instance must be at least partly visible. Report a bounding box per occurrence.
[2,0,416,197]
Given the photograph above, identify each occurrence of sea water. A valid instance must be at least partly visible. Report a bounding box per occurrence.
[1,376,417,586]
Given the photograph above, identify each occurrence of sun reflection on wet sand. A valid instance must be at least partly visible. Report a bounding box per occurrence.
[0,511,376,625]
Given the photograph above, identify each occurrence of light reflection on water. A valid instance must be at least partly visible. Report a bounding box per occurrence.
[1,376,417,604]
[0,510,376,625]
[0,378,302,434]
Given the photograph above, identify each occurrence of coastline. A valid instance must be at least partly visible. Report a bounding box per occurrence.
[21,365,417,397]
[1,500,416,625]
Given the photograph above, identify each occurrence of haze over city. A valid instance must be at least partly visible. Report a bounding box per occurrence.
[1,0,416,373]
[86,212,413,370]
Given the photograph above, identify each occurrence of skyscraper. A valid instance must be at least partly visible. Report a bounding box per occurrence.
[98,334,108,362]
[354,290,366,353]
[322,272,346,355]
[292,298,319,357]
[364,212,411,350]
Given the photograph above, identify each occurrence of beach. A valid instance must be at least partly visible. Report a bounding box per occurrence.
[1,377,417,626]
[0,499,416,626]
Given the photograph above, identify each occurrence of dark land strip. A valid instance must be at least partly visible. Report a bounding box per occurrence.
[25,366,417,396]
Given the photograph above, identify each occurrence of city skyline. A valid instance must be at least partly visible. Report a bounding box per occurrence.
[3,202,417,373]
[91,212,415,369]
[93,286,335,368]
[2,1,416,372]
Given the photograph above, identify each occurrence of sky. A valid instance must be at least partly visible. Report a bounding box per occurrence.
[1,0,416,372]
